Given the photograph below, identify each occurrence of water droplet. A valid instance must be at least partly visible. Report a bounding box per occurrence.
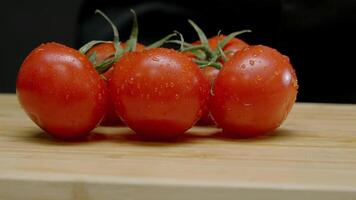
[274,71,280,76]
[152,56,159,62]
[249,60,255,65]
[128,77,134,84]
[170,82,175,88]
[240,64,246,69]
[243,103,252,107]
[175,94,180,100]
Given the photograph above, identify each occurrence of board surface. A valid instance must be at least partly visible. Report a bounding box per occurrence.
[1,94,356,200]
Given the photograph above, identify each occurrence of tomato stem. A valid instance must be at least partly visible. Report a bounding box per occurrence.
[146,33,177,49]
[124,9,139,53]
[79,40,110,54]
[95,9,124,60]
[188,20,215,59]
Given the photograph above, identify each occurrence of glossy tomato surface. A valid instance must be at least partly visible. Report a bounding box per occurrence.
[86,42,145,126]
[16,42,107,139]
[110,48,210,139]
[210,45,298,137]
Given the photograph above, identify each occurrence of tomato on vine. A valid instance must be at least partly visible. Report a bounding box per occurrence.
[16,42,107,139]
[169,20,251,125]
[210,45,298,137]
[79,10,176,126]
[109,48,210,139]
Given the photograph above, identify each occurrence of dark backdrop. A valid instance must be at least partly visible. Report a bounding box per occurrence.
[1,0,356,103]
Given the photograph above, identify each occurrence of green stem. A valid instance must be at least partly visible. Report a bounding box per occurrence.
[193,59,222,70]
[188,20,211,52]
[79,40,109,54]
[215,29,252,55]
[95,9,123,60]
[146,33,177,49]
[164,40,193,47]
[124,9,139,53]
[181,44,205,52]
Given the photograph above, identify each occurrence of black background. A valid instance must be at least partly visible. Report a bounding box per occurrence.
[1,0,356,103]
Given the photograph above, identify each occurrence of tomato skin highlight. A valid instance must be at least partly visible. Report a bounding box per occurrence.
[16,42,107,139]
[110,48,210,139]
[210,45,298,137]
[86,42,145,126]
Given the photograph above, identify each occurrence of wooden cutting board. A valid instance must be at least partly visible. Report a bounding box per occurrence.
[0,93,356,200]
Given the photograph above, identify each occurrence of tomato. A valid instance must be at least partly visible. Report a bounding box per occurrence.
[197,66,219,125]
[16,42,107,139]
[109,48,210,139]
[86,42,145,125]
[210,45,298,137]
[189,35,249,125]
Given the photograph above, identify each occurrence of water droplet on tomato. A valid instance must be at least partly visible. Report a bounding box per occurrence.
[240,64,246,69]
[175,94,180,100]
[152,56,159,62]
[249,60,255,65]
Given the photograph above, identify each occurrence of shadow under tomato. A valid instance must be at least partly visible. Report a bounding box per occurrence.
[23,125,292,146]
[23,127,205,147]
[208,127,293,142]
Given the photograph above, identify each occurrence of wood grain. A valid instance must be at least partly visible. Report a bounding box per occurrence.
[0,94,356,200]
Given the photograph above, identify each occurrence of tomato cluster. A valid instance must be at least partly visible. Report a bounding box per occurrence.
[16,10,298,140]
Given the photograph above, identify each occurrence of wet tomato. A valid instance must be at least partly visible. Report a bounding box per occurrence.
[110,48,210,139]
[86,42,145,125]
[16,42,107,139]
[210,45,298,137]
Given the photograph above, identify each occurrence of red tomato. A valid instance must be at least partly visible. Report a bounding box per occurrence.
[110,48,210,139]
[197,66,219,125]
[16,42,107,139]
[210,45,298,137]
[86,42,145,125]
[190,35,249,125]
